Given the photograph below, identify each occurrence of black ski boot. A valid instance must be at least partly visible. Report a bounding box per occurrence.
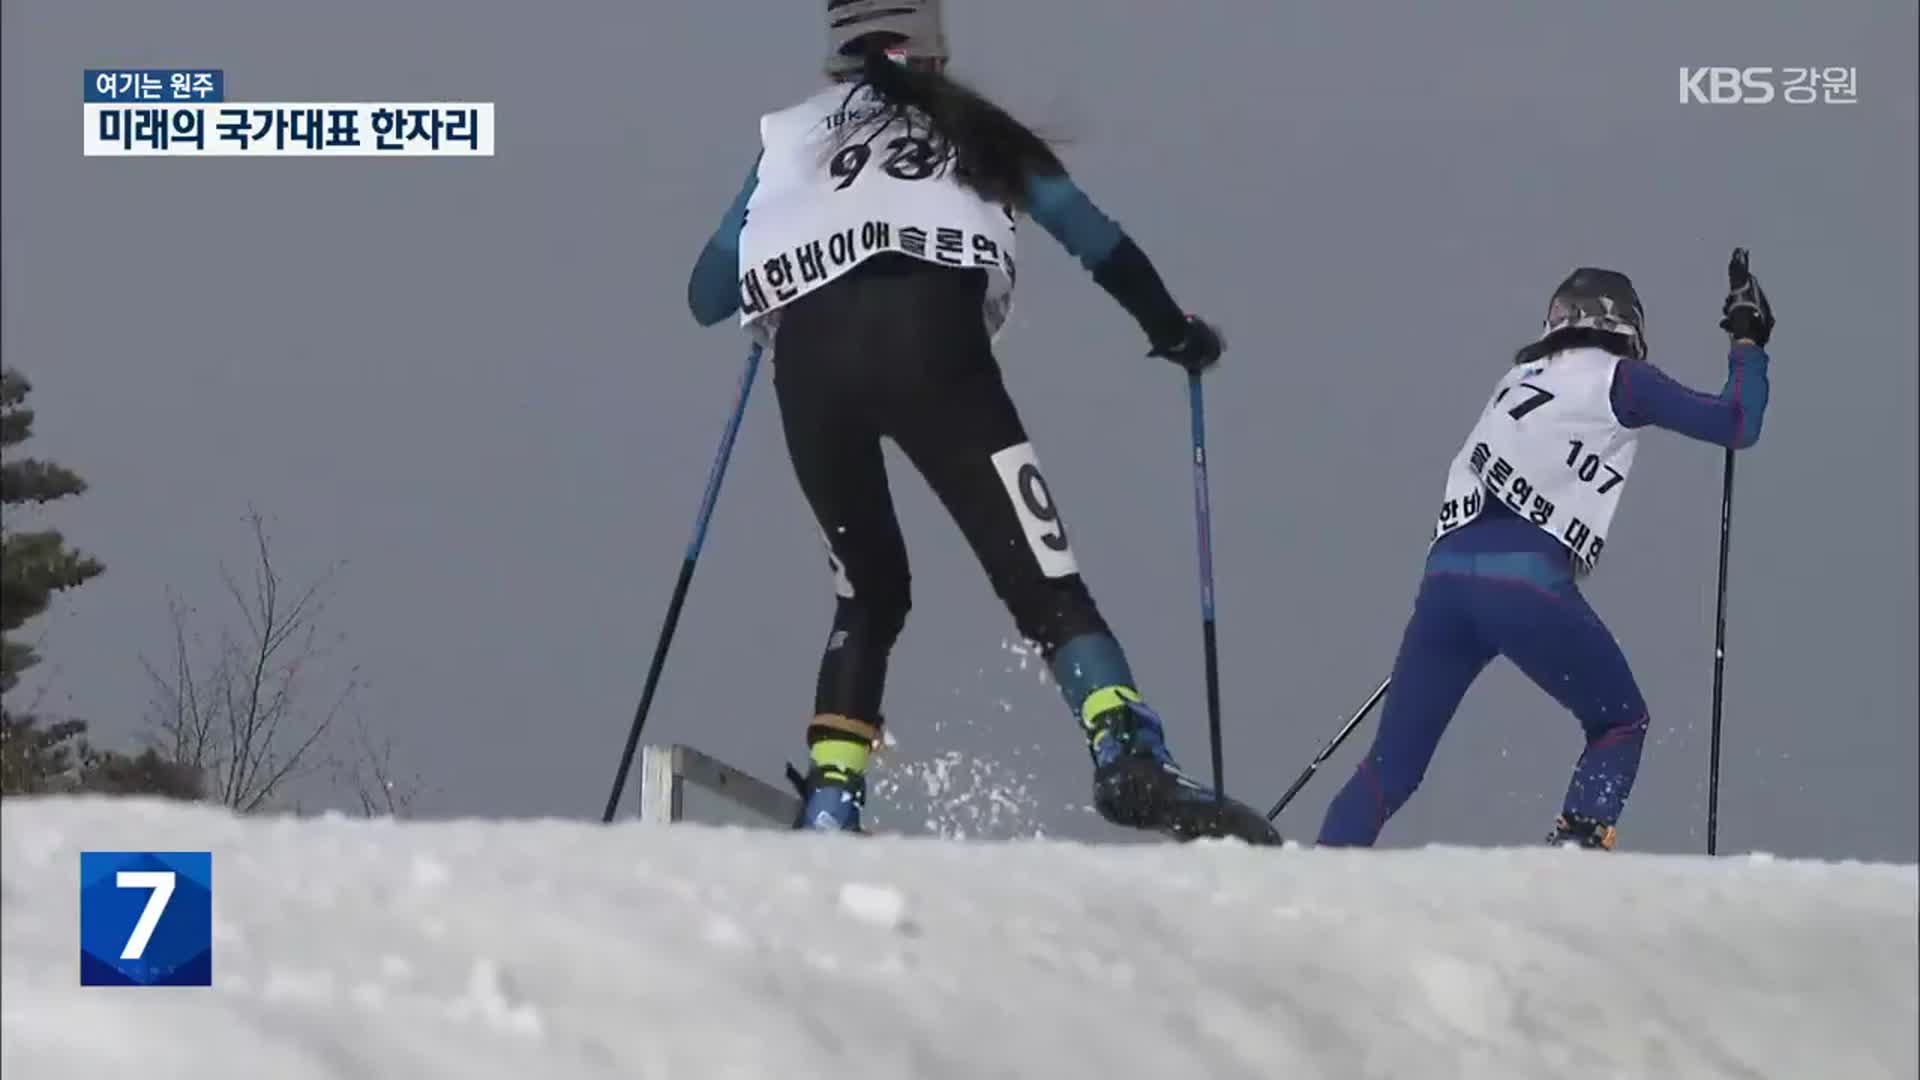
[1084,696,1283,846]
[1547,812,1617,850]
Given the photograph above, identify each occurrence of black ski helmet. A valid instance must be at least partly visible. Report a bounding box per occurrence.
[826,0,948,77]
[1537,267,1648,359]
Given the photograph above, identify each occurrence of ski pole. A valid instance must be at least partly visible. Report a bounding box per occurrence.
[1708,245,1764,855]
[1265,675,1391,822]
[602,344,763,822]
[1186,373,1226,796]
[1706,447,1734,854]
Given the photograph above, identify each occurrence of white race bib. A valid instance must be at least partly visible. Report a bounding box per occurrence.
[735,84,1019,346]
[1432,347,1640,571]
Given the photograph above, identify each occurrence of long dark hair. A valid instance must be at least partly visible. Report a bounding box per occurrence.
[829,34,1064,210]
[1513,327,1639,367]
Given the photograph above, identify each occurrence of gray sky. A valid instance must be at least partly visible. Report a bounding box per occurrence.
[4,1,1915,860]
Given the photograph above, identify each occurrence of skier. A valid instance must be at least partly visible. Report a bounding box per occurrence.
[684,0,1280,843]
[1315,250,1775,850]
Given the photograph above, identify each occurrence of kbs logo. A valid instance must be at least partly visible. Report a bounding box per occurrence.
[1681,67,1859,105]
[1680,67,1776,104]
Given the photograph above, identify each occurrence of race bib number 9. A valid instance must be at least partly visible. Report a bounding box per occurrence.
[990,441,1079,579]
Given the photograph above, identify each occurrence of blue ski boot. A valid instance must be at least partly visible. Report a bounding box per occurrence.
[784,713,881,834]
[1082,690,1283,846]
[786,762,866,833]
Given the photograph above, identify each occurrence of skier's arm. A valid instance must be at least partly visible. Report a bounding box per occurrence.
[1609,343,1771,449]
[1023,171,1191,351]
[686,153,761,327]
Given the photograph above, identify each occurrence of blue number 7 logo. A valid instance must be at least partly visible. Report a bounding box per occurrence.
[79,851,213,987]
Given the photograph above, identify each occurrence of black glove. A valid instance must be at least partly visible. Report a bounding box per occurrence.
[1719,247,1774,347]
[1149,315,1225,374]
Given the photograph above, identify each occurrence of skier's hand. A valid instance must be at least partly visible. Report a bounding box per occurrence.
[1149,315,1225,375]
[1719,247,1774,347]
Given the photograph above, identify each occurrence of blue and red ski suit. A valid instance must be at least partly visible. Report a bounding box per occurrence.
[1317,344,1770,846]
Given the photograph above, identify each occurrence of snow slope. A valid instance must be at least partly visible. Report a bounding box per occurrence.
[3,798,1915,1080]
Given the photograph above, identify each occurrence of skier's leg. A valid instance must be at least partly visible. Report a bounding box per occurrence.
[769,325,913,833]
[1473,556,1650,848]
[880,294,1278,842]
[884,362,1118,708]
[1317,571,1495,847]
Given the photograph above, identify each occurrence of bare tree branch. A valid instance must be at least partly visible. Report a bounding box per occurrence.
[138,504,402,815]
[333,700,420,819]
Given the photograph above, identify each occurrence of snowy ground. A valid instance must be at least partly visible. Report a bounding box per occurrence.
[3,797,1915,1080]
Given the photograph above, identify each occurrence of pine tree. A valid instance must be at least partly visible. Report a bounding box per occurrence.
[2,367,104,696]
[0,713,90,794]
[0,368,175,797]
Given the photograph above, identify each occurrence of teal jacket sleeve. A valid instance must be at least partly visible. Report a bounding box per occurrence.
[1023,171,1190,349]
[686,153,762,326]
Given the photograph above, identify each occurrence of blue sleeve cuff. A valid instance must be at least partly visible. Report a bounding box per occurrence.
[687,154,762,326]
[1726,343,1770,448]
[1023,172,1123,271]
